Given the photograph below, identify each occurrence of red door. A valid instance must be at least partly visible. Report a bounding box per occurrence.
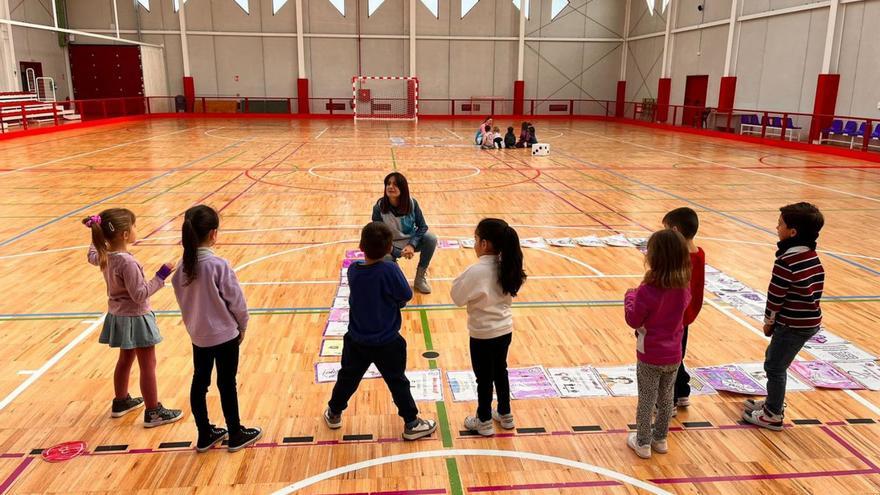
[19,62,43,93]
[682,75,709,127]
[68,45,145,118]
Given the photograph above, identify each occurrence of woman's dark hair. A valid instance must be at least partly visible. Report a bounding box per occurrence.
[643,229,691,289]
[82,208,136,270]
[476,218,527,297]
[181,204,220,285]
[380,172,411,215]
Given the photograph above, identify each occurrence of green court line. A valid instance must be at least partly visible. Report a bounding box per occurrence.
[445,457,464,495]
[418,309,462,493]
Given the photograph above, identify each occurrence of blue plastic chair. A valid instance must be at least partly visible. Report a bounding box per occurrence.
[872,125,880,140]
[786,118,801,130]
[771,117,783,127]
[842,121,859,136]
[823,119,843,134]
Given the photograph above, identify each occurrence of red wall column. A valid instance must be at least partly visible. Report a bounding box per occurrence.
[513,80,525,115]
[183,76,195,112]
[297,78,310,114]
[717,76,737,112]
[656,78,671,122]
[809,74,840,143]
[615,80,626,117]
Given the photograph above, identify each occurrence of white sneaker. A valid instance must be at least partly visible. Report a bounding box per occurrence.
[626,432,651,459]
[743,398,765,413]
[492,410,515,430]
[464,415,495,436]
[675,397,691,408]
[742,407,784,432]
[403,417,436,440]
[651,438,668,454]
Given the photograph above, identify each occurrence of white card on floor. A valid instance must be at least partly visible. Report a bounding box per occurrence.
[447,370,479,402]
[320,339,343,357]
[804,342,876,362]
[547,366,609,397]
[546,238,577,247]
[595,366,639,397]
[406,369,443,401]
[336,286,350,298]
[573,236,604,247]
[332,297,349,309]
[833,362,880,391]
[323,321,348,337]
[315,362,380,383]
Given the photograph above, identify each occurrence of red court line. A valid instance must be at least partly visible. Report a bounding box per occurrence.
[137,242,315,246]
[138,141,292,240]
[469,480,620,492]
[0,457,33,494]
[319,490,446,495]
[217,142,306,213]
[822,425,880,470]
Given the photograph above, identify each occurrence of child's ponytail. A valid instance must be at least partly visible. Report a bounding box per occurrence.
[476,218,527,297]
[82,208,136,270]
[181,205,220,285]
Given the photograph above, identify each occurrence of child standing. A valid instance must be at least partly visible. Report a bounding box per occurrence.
[504,126,516,149]
[624,229,691,459]
[324,222,437,441]
[451,219,526,436]
[492,127,503,149]
[743,203,825,431]
[172,205,262,452]
[661,207,705,410]
[83,208,183,427]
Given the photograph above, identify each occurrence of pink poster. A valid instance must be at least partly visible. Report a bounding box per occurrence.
[789,360,864,389]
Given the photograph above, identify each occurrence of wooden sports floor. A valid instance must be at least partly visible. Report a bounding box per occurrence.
[1,117,880,495]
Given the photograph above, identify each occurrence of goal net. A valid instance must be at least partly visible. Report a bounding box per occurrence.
[352,76,418,120]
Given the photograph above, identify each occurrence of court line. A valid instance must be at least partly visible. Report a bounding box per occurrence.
[0,126,199,178]
[0,314,106,411]
[553,148,880,276]
[269,449,672,495]
[314,127,328,140]
[532,248,604,276]
[0,140,245,247]
[572,128,880,204]
[0,457,34,494]
[238,274,644,286]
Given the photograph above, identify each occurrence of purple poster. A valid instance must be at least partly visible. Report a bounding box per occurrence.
[789,360,864,389]
[509,366,559,399]
[693,365,766,395]
[329,308,349,322]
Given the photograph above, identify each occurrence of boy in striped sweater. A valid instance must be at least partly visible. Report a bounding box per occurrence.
[743,202,825,431]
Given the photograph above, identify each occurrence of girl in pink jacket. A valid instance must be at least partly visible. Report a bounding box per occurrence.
[624,229,691,459]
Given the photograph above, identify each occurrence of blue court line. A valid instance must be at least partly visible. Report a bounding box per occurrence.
[556,150,880,276]
[0,142,243,247]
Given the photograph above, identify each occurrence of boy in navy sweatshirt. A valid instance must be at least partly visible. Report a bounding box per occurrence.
[324,222,437,440]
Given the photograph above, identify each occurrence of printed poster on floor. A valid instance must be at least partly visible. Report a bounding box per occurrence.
[547,366,609,398]
[693,365,766,395]
[789,360,864,389]
[447,370,480,402]
[320,339,343,357]
[406,369,443,401]
[573,236,604,247]
[509,366,559,399]
[329,308,349,322]
[832,362,880,391]
[595,366,639,397]
[735,362,813,392]
[803,342,876,363]
[323,321,348,337]
[315,362,381,383]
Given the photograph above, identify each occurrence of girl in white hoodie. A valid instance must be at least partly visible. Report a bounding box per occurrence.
[451,218,527,436]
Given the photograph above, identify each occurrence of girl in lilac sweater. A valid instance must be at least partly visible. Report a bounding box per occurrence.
[172,205,262,453]
[83,208,182,428]
[624,229,691,459]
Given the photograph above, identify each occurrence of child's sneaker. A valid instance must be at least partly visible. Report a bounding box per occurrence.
[651,438,668,454]
[403,418,437,440]
[743,398,765,413]
[324,408,342,429]
[228,426,263,452]
[196,426,228,453]
[742,407,784,431]
[111,395,144,418]
[492,410,515,430]
[144,403,183,428]
[626,432,651,459]
[464,416,495,436]
[675,396,691,408]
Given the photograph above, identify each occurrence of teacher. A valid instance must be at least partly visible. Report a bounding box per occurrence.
[372,172,437,294]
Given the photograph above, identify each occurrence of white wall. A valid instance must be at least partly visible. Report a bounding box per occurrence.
[9,0,70,99]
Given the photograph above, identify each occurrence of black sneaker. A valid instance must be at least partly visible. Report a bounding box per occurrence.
[143,403,183,428]
[196,426,228,453]
[324,408,342,429]
[228,426,263,452]
[111,395,144,418]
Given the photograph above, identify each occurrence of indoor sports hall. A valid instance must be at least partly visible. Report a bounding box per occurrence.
[1,0,880,494]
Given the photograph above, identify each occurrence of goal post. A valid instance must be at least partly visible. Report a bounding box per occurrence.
[352,76,418,120]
